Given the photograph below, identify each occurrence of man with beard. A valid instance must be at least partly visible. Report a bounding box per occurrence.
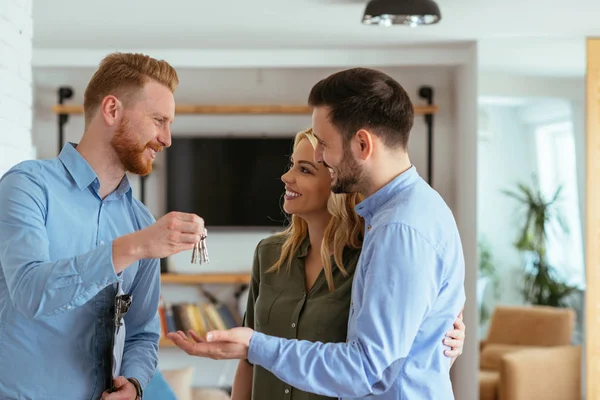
[168,68,466,400]
[0,53,205,400]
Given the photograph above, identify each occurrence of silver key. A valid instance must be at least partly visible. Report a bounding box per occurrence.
[191,228,209,264]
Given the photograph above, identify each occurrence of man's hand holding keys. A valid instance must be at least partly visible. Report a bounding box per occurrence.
[135,211,205,258]
[113,211,205,273]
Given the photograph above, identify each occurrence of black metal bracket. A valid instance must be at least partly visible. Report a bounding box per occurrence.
[418,86,434,186]
[57,86,74,154]
[140,175,147,204]
[234,284,249,299]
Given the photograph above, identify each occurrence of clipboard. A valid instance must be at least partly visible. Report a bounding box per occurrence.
[106,281,132,392]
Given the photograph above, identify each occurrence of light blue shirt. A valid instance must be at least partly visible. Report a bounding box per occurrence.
[248,166,466,399]
[0,143,161,400]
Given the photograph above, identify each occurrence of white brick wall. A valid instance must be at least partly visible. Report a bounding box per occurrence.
[0,0,34,178]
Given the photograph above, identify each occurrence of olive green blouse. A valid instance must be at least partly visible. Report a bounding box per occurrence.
[243,234,361,400]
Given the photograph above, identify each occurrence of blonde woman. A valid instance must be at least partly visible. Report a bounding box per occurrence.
[228,128,465,400]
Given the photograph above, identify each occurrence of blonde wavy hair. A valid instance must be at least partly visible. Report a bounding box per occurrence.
[267,128,365,291]
[83,52,179,126]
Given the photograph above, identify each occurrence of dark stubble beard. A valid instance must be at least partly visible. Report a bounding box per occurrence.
[110,116,157,176]
[330,145,364,194]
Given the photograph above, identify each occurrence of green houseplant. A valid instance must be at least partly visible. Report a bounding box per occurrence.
[503,177,576,307]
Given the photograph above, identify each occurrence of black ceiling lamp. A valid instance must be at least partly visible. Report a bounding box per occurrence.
[362,0,442,27]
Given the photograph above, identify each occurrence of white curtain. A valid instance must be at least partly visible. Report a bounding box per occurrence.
[534,120,585,289]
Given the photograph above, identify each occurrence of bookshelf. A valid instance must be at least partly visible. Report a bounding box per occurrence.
[159,273,250,348]
[160,272,251,285]
[159,337,200,348]
[159,338,176,348]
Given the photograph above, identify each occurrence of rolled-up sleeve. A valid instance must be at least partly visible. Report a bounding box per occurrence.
[243,244,260,331]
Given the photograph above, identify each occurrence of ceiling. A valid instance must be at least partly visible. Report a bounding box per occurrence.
[33,0,599,77]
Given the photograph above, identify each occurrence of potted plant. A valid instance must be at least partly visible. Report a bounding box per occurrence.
[503,176,576,307]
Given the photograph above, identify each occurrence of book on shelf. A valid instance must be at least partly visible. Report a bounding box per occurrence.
[158,296,242,342]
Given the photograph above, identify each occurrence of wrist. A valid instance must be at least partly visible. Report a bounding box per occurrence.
[127,377,143,399]
[112,233,145,273]
[121,233,145,258]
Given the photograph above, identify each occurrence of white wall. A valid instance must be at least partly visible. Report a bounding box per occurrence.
[479,71,587,398]
[477,103,539,306]
[0,0,34,177]
[33,61,478,392]
[479,72,585,224]
[34,66,459,270]
[477,74,586,305]
[450,48,480,400]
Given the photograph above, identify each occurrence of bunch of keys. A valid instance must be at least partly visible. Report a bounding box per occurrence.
[191,228,209,264]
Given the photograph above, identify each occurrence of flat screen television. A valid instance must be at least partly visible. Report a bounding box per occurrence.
[166,136,295,227]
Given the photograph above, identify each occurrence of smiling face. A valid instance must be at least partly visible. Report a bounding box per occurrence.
[110,80,175,176]
[281,135,332,219]
[312,106,365,194]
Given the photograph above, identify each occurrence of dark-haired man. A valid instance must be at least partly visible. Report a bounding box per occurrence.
[169,67,466,399]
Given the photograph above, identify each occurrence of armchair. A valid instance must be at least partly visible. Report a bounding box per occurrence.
[479,305,580,400]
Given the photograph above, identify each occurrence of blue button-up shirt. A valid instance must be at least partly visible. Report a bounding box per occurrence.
[0,143,161,400]
[248,166,466,399]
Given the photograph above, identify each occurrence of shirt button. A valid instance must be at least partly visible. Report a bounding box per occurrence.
[66,305,72,310]
[291,323,296,328]
[100,240,105,245]
[284,389,290,394]
[367,225,371,230]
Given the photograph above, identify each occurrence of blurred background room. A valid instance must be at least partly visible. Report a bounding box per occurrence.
[2,0,599,398]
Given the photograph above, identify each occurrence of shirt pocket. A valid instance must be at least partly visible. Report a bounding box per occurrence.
[316,299,351,342]
[255,282,283,330]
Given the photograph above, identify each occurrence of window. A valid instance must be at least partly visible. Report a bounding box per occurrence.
[534,121,585,288]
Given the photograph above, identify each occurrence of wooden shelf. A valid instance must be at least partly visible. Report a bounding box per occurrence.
[160,337,201,348]
[51,103,438,116]
[160,272,251,285]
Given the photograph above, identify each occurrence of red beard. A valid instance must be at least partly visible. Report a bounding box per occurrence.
[111,116,162,176]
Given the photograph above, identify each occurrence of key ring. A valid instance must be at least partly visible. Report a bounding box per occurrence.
[191,228,209,264]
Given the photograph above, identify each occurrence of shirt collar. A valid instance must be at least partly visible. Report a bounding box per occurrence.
[296,234,311,258]
[355,166,420,218]
[58,142,132,200]
[58,142,98,191]
[116,174,133,200]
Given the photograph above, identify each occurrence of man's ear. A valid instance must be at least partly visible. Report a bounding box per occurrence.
[100,95,122,127]
[353,129,374,161]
